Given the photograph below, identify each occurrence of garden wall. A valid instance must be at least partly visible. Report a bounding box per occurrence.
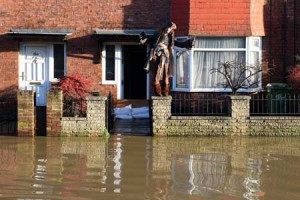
[151,96,300,136]
[47,91,108,136]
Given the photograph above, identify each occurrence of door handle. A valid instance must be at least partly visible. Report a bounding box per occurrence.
[21,72,24,81]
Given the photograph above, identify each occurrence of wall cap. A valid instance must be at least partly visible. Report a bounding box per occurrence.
[151,96,172,100]
[230,95,251,100]
[86,96,107,101]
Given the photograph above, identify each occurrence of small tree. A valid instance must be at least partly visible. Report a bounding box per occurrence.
[55,73,92,116]
[58,73,92,100]
[211,61,262,95]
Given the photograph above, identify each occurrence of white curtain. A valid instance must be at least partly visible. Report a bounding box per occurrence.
[193,38,246,89]
[194,37,245,48]
[176,50,189,89]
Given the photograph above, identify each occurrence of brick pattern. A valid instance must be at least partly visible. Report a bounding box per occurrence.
[47,91,63,136]
[17,91,35,136]
[171,0,265,36]
[263,0,300,83]
[189,0,252,36]
[171,0,190,36]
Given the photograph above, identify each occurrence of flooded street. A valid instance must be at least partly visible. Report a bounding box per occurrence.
[1,136,300,200]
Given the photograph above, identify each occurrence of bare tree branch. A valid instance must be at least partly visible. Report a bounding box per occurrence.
[211,61,262,95]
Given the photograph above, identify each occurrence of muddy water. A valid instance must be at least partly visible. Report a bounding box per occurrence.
[0,136,300,200]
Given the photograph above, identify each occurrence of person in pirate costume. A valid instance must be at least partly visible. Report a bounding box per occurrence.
[140,22,194,96]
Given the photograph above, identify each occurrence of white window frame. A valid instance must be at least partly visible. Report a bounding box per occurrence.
[101,44,120,85]
[173,37,262,93]
[51,42,67,82]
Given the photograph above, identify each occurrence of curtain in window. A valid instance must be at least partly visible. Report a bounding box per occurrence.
[176,50,189,89]
[193,38,246,89]
[194,37,245,48]
[249,51,260,88]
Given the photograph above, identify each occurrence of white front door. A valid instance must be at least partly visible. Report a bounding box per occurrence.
[19,44,51,106]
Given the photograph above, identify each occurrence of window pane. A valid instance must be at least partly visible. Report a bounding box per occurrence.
[249,51,260,88]
[250,51,259,66]
[54,44,65,78]
[105,45,115,81]
[194,37,246,49]
[193,51,246,88]
[250,38,260,48]
[176,50,189,89]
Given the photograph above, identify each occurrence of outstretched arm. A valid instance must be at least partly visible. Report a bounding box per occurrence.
[174,37,195,49]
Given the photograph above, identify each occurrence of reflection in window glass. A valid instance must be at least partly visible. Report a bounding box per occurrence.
[105,45,115,81]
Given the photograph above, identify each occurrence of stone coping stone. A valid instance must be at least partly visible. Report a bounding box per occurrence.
[230,95,251,100]
[151,96,172,100]
[250,116,300,120]
[62,117,87,121]
[171,116,231,120]
[86,96,107,101]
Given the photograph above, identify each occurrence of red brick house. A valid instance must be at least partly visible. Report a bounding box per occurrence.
[0,0,299,105]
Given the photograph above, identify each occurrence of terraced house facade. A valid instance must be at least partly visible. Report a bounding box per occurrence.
[0,0,299,135]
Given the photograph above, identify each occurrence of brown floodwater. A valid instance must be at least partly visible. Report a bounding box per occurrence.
[0,136,300,200]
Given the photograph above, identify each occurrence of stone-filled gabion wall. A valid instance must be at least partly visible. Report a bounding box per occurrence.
[47,91,108,136]
[151,96,300,136]
[61,96,108,136]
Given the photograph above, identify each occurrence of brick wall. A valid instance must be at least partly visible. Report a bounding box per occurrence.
[172,0,265,36]
[171,0,190,36]
[189,0,251,36]
[152,96,300,136]
[263,0,300,83]
[0,0,171,99]
[47,91,63,136]
[17,91,35,136]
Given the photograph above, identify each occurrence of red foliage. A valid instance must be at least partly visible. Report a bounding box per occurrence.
[287,65,300,92]
[58,73,92,100]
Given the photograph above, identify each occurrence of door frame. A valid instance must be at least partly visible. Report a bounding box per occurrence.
[19,42,66,105]
[102,42,150,100]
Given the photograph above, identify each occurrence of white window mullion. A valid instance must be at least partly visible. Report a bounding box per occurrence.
[115,45,123,99]
[189,49,194,91]
[102,44,117,85]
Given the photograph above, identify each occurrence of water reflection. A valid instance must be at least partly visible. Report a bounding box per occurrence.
[0,136,300,199]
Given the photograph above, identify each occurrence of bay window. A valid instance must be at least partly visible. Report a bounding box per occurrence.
[173,37,262,92]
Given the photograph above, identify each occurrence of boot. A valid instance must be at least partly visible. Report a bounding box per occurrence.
[154,83,162,96]
[163,84,169,96]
